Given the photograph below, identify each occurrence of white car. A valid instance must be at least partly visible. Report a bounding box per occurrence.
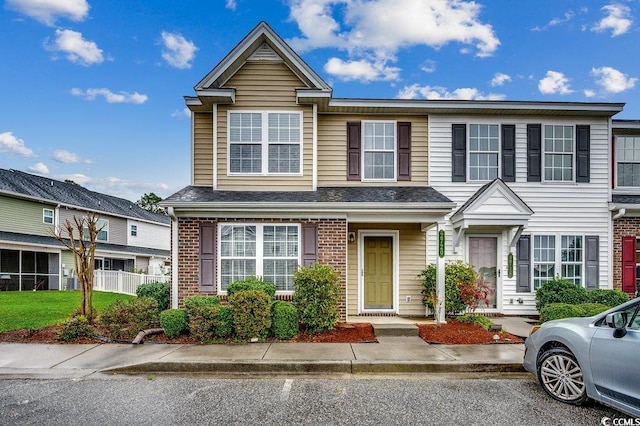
[524,297,640,418]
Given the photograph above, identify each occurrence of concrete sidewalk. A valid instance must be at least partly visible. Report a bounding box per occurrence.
[0,338,526,379]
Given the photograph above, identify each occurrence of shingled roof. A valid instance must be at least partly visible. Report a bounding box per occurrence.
[0,168,170,225]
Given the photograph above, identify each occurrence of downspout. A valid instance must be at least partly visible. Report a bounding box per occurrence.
[167,206,179,309]
[612,208,626,220]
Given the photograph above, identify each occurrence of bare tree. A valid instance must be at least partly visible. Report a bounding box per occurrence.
[53,213,102,322]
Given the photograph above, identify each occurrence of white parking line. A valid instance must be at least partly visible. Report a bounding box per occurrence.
[281,379,293,401]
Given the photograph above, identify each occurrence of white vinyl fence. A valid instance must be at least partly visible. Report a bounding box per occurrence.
[93,270,169,296]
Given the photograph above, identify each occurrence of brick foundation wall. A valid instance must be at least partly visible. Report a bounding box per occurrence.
[175,217,348,319]
[612,217,640,292]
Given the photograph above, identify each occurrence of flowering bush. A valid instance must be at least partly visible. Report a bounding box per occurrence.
[459,277,493,313]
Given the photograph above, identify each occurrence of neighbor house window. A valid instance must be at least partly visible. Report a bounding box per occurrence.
[43,209,54,225]
[533,235,583,289]
[130,225,137,237]
[219,224,299,292]
[469,124,499,181]
[362,121,395,180]
[616,136,640,187]
[228,111,302,175]
[83,218,109,242]
[544,125,574,181]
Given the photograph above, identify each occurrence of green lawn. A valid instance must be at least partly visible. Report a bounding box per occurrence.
[0,291,135,332]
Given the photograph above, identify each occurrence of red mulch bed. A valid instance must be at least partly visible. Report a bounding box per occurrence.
[0,320,521,345]
[418,319,523,344]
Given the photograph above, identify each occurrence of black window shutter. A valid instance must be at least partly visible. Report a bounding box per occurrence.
[585,235,599,290]
[501,124,516,182]
[397,122,411,181]
[347,122,361,181]
[452,124,466,182]
[199,223,216,292]
[527,124,541,182]
[576,125,590,183]
[516,235,531,293]
[301,223,318,266]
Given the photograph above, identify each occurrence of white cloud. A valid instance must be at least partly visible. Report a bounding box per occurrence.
[56,173,171,201]
[46,29,103,66]
[324,57,400,82]
[591,66,637,93]
[420,60,436,73]
[538,70,573,95]
[0,131,34,156]
[592,3,632,36]
[171,107,191,119]
[6,0,89,26]
[28,162,50,174]
[52,149,91,164]
[549,11,575,27]
[225,0,237,10]
[160,31,198,69]
[396,84,505,100]
[490,72,511,87]
[287,0,499,83]
[584,89,596,98]
[71,88,148,104]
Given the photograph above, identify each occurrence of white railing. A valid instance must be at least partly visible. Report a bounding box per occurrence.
[93,270,169,296]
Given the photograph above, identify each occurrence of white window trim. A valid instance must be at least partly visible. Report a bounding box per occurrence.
[357,230,400,314]
[130,224,137,237]
[226,110,303,177]
[532,234,584,289]
[43,208,54,225]
[542,124,575,183]
[217,222,301,295]
[614,135,640,190]
[361,120,397,182]
[467,123,501,182]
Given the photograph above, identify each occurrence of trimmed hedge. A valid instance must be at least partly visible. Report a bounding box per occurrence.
[227,277,276,299]
[535,278,587,311]
[57,315,95,342]
[456,314,493,330]
[229,290,272,339]
[188,304,224,342]
[160,309,188,338]
[215,306,234,339]
[585,289,630,307]
[136,282,170,313]
[98,297,159,340]
[294,263,340,334]
[183,295,220,316]
[272,301,299,339]
[540,302,610,323]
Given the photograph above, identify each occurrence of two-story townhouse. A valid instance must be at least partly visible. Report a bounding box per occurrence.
[611,120,640,297]
[162,22,624,318]
[0,168,171,291]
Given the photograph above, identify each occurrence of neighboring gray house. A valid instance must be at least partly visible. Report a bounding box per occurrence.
[0,168,170,291]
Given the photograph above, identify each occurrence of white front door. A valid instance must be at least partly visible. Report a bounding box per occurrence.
[468,236,498,309]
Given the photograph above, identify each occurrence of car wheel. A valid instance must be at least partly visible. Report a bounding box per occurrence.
[537,347,588,404]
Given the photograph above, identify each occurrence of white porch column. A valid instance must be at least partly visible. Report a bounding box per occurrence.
[436,221,447,324]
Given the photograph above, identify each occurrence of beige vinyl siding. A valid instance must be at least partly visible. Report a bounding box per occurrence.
[216,62,313,190]
[317,115,429,186]
[57,208,128,245]
[347,223,427,316]
[193,112,214,186]
[135,256,150,273]
[428,115,612,314]
[0,196,55,236]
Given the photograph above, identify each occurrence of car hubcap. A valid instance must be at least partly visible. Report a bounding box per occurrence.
[540,354,585,401]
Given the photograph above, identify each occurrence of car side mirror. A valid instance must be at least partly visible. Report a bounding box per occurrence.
[606,312,628,338]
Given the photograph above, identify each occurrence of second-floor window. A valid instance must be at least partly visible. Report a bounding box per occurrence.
[469,124,499,181]
[43,209,54,224]
[362,121,396,180]
[130,225,137,237]
[616,135,640,187]
[544,125,574,182]
[84,218,109,242]
[228,111,302,175]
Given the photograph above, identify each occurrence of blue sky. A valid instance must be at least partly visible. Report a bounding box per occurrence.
[1,0,638,202]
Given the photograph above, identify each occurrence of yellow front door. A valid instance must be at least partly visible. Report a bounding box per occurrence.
[364,236,393,310]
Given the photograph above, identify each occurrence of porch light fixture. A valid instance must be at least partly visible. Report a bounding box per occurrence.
[348,232,356,243]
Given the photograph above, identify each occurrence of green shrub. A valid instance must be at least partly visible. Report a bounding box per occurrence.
[136,282,170,313]
[539,302,610,323]
[456,314,493,330]
[227,277,276,299]
[57,315,95,342]
[98,297,159,340]
[229,290,272,339]
[535,278,588,311]
[586,289,630,307]
[419,261,477,316]
[215,306,234,339]
[272,301,299,339]
[159,309,188,338]
[294,263,341,334]
[188,304,223,342]
[183,295,220,317]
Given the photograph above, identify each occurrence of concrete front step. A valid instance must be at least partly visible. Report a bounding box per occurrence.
[372,323,419,337]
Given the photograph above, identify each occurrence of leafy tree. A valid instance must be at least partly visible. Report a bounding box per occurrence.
[136,192,166,214]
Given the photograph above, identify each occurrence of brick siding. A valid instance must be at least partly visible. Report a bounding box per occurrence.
[612,217,640,292]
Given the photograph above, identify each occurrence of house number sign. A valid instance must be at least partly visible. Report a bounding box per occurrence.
[508,252,514,278]
[438,230,445,258]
